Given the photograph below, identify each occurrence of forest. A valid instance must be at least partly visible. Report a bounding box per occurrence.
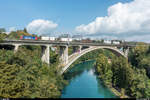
[1,29,150,98]
[0,29,68,98]
[95,43,150,98]
[65,42,150,98]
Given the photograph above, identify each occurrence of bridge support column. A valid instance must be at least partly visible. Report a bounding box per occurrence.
[41,45,50,64]
[122,47,129,58]
[14,44,20,53]
[79,45,82,53]
[124,47,129,58]
[59,46,68,65]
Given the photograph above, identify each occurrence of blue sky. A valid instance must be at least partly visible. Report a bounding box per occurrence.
[0,0,132,32]
[1,0,150,43]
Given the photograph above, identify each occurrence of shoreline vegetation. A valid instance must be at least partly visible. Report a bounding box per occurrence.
[66,43,150,98]
[64,49,124,98]
[64,59,125,98]
[94,43,150,98]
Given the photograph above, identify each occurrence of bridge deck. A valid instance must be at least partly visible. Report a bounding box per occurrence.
[0,40,136,47]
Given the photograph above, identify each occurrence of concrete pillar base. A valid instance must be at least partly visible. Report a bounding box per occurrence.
[41,45,50,64]
[59,46,68,65]
[14,44,20,53]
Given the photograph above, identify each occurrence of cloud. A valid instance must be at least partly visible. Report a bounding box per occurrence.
[75,0,150,35]
[26,19,58,35]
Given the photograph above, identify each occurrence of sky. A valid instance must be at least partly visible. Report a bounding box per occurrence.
[0,0,150,42]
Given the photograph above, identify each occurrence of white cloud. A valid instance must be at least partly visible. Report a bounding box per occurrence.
[75,0,150,35]
[26,19,58,35]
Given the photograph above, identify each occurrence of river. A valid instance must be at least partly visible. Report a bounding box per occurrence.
[61,60,118,98]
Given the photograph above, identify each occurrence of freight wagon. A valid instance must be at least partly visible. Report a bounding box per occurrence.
[41,36,56,41]
[20,35,38,40]
[59,38,72,42]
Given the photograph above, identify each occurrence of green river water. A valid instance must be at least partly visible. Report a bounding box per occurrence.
[61,60,118,98]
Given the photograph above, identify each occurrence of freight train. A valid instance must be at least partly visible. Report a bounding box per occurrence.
[19,35,124,45]
[20,35,73,42]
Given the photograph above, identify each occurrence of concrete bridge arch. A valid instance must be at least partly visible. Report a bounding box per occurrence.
[60,46,128,75]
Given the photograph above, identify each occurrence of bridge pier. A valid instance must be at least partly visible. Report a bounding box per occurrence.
[13,44,21,53]
[79,45,82,53]
[59,46,68,65]
[41,45,50,64]
[124,47,129,58]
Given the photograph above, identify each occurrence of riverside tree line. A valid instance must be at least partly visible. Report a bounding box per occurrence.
[65,42,150,98]
[95,43,150,98]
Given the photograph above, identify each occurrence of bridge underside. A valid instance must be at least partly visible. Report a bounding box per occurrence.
[0,45,15,50]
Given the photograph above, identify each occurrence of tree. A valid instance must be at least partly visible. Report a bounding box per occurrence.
[23,28,28,33]
[111,57,131,89]
[0,28,6,33]
[0,62,30,98]
[129,43,149,67]
[0,45,67,98]
[0,33,7,42]
[96,54,112,86]
[129,68,147,98]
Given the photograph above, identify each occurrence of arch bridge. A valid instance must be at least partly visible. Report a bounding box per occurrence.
[60,46,129,74]
[0,40,134,74]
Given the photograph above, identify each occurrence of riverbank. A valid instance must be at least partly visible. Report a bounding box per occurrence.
[94,54,130,98]
[65,59,129,98]
[64,60,124,98]
[61,60,117,98]
[106,84,129,98]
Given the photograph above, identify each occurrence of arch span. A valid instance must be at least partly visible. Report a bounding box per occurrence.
[60,46,127,74]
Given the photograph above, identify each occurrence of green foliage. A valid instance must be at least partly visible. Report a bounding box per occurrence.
[111,57,131,88]
[68,47,73,56]
[0,62,30,98]
[23,28,28,33]
[0,28,6,33]
[96,54,112,86]
[129,43,149,67]
[0,45,67,98]
[95,43,150,98]
[0,33,7,42]
[72,49,114,66]
[50,48,59,64]
[129,43,150,78]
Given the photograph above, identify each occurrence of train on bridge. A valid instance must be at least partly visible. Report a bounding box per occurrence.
[19,35,124,45]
